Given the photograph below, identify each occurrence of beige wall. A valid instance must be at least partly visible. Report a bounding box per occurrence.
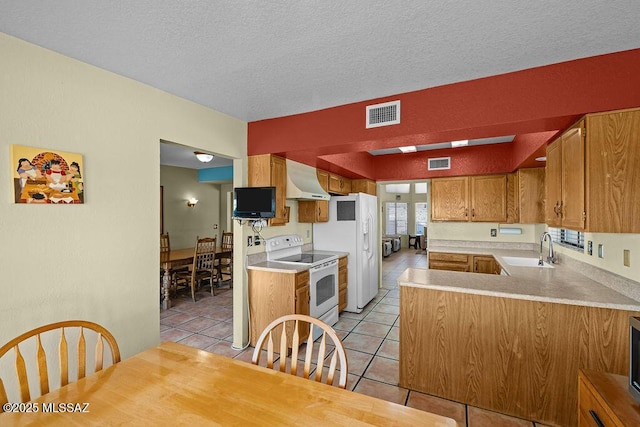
[0,33,247,360]
[160,165,222,249]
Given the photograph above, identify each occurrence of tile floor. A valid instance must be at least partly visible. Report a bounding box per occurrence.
[161,248,549,426]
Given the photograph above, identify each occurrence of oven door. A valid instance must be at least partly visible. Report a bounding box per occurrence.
[309,259,338,318]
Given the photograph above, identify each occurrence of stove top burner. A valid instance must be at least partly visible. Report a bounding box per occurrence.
[276,252,335,264]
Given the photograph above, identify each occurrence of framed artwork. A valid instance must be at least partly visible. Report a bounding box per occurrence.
[10,145,85,204]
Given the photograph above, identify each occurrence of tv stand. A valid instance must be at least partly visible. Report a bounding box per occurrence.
[579,369,640,426]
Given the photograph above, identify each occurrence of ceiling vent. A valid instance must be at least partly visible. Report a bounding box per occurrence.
[366,100,400,128]
[428,157,451,171]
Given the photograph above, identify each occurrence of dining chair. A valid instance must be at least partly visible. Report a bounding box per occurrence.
[216,232,233,288]
[0,320,120,410]
[175,236,219,301]
[251,314,349,389]
[160,232,188,292]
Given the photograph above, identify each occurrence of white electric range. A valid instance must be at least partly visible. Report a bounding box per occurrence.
[265,234,339,338]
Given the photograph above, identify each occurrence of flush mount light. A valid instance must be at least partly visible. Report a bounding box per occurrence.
[535,156,547,162]
[194,151,214,162]
[398,145,417,153]
[450,140,469,148]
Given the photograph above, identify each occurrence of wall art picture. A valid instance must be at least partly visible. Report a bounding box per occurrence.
[11,145,84,204]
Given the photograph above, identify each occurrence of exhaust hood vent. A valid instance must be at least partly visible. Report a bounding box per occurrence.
[285,159,330,201]
[428,157,451,171]
[366,100,400,128]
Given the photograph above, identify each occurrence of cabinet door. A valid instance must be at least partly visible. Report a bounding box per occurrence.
[546,139,562,227]
[470,175,507,222]
[338,264,348,313]
[518,168,545,223]
[586,109,640,233]
[317,200,329,222]
[430,177,469,221]
[506,172,519,223]
[270,156,288,225]
[561,125,586,230]
[317,170,329,192]
[473,256,496,274]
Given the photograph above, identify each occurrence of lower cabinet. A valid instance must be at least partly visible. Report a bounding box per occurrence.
[248,269,310,348]
[338,256,348,313]
[578,369,640,427]
[428,252,499,274]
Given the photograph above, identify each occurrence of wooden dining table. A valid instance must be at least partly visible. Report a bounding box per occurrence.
[161,247,233,309]
[0,342,457,426]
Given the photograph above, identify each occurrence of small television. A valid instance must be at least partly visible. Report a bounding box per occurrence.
[233,186,276,219]
[630,316,640,402]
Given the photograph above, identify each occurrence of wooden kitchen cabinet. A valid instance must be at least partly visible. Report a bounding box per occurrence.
[578,369,640,427]
[338,256,348,313]
[518,168,546,223]
[248,154,288,226]
[470,174,507,222]
[298,169,330,223]
[328,173,352,195]
[430,176,469,221]
[506,172,519,223]
[428,252,471,272]
[472,255,498,274]
[431,174,506,222]
[547,108,640,232]
[248,269,310,347]
[351,179,377,196]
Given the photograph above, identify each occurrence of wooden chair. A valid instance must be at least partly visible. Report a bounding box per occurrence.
[216,232,233,288]
[251,314,349,389]
[175,237,219,301]
[160,232,188,294]
[0,320,120,410]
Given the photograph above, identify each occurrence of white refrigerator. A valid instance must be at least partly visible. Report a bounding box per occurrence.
[313,193,379,313]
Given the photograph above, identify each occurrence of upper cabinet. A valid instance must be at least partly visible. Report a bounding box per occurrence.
[352,179,377,196]
[248,154,288,226]
[431,175,506,222]
[328,173,352,195]
[546,120,589,230]
[517,168,546,223]
[298,169,329,223]
[546,107,640,233]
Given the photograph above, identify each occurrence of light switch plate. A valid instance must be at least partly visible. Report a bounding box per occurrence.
[624,249,630,267]
[490,229,497,237]
[587,241,593,256]
[598,244,604,258]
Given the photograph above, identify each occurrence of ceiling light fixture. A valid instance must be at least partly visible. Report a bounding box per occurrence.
[535,156,547,162]
[187,198,198,207]
[450,140,469,148]
[398,146,417,153]
[194,151,214,162]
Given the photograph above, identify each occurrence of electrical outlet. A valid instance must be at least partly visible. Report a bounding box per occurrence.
[624,249,630,267]
[247,236,253,246]
[490,229,497,237]
[587,241,593,256]
[254,235,261,246]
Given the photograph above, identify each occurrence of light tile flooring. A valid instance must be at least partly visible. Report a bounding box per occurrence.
[161,248,549,426]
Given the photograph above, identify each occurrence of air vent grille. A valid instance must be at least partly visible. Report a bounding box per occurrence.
[428,157,451,171]
[366,100,400,128]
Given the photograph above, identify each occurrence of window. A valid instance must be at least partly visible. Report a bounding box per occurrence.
[385,183,410,194]
[415,202,428,235]
[414,182,427,194]
[385,202,407,235]
[548,227,584,251]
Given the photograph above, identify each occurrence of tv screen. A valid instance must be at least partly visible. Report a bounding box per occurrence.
[233,187,276,219]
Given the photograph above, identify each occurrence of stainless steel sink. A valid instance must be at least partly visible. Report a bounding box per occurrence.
[501,256,554,268]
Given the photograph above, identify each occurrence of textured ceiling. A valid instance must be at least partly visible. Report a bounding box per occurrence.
[1,1,639,123]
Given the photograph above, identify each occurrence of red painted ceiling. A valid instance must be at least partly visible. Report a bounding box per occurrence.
[248,48,640,180]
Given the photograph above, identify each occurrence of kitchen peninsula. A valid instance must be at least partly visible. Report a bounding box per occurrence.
[398,247,640,427]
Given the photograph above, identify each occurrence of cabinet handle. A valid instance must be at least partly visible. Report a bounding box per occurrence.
[558,202,563,218]
[474,262,478,272]
[588,410,604,427]
[471,208,475,218]
[465,208,468,217]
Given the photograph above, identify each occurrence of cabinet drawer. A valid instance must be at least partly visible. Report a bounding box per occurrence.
[579,377,619,427]
[429,252,469,263]
[296,271,309,288]
[429,261,471,272]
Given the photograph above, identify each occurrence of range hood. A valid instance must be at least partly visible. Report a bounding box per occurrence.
[285,159,330,201]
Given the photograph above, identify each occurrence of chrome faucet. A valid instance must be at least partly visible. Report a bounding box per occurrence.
[539,232,557,265]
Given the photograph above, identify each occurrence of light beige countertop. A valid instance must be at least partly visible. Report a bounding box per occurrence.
[399,247,640,311]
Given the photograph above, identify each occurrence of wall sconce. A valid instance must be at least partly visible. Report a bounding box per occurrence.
[187,198,198,208]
